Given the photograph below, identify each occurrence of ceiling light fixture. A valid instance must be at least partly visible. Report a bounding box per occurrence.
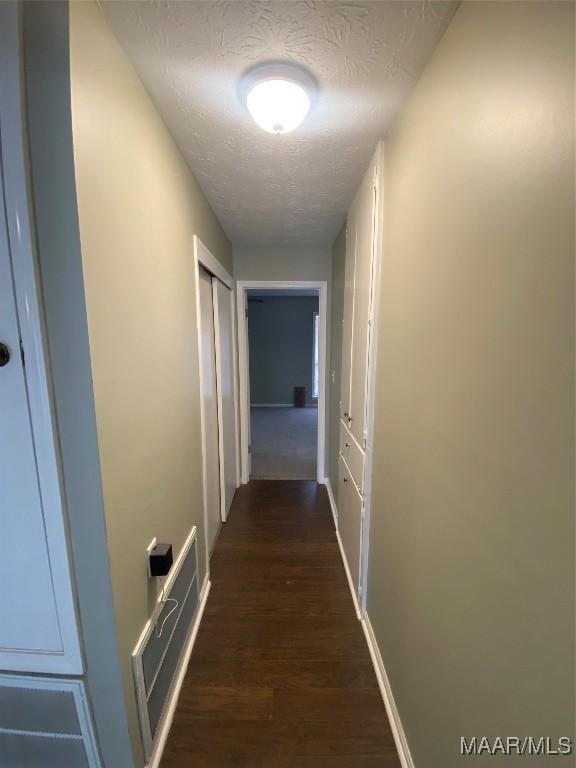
[240,62,317,135]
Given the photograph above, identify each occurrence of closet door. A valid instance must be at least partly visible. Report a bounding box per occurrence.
[0,195,65,667]
[340,205,357,422]
[338,456,362,594]
[349,170,376,446]
[0,66,80,673]
[212,277,237,521]
[198,267,221,554]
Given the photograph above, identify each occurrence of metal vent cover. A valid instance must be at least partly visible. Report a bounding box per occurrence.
[133,528,200,760]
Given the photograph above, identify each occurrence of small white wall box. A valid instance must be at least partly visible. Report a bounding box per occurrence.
[149,543,173,577]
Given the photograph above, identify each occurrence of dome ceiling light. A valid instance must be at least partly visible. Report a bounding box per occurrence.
[240,62,318,135]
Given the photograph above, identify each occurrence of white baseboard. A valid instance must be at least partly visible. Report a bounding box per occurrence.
[326,482,413,767]
[324,477,362,621]
[324,476,338,528]
[361,613,415,768]
[324,476,360,619]
[336,529,362,620]
[147,576,211,768]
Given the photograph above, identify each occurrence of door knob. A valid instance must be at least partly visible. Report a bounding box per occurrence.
[0,343,10,367]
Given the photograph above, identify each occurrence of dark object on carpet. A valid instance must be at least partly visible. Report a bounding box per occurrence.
[294,385,306,407]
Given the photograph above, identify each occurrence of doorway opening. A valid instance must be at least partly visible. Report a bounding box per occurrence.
[237,281,327,485]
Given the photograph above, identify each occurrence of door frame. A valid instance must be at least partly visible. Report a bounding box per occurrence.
[236,280,328,485]
[193,236,238,568]
[0,2,82,674]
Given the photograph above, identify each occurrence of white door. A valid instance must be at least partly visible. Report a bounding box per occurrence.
[349,172,375,446]
[0,164,64,664]
[0,5,81,674]
[212,277,237,520]
[340,205,356,422]
[338,456,362,594]
[198,267,221,553]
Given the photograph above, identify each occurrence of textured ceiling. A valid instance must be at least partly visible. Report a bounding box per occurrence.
[100,1,457,244]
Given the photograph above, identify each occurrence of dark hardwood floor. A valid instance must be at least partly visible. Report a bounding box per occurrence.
[161,480,401,768]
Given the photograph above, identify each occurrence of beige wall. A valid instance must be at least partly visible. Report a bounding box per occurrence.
[69,2,231,764]
[233,243,331,282]
[367,2,574,766]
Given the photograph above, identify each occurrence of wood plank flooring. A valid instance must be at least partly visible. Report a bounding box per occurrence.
[161,480,401,768]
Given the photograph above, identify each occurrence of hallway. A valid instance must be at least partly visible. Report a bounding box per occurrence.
[161,480,400,767]
[3,3,572,767]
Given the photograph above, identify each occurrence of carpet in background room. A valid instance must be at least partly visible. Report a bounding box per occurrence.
[250,406,317,480]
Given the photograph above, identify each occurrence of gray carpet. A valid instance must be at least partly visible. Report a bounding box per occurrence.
[250,406,318,480]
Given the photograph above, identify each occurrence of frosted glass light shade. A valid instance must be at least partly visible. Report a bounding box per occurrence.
[246,78,311,134]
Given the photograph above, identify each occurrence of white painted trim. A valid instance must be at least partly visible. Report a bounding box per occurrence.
[192,242,212,574]
[336,529,362,621]
[236,287,251,483]
[312,310,319,399]
[212,279,228,522]
[362,613,415,768]
[317,284,327,484]
[146,576,211,768]
[326,477,361,621]
[0,675,101,768]
[231,287,242,489]
[0,1,82,675]
[193,235,233,290]
[359,143,384,613]
[324,476,338,528]
[236,281,327,485]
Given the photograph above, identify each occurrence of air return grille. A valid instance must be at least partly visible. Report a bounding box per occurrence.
[0,677,100,768]
[132,528,200,760]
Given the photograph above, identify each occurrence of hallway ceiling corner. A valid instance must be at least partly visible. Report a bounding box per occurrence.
[100,1,457,245]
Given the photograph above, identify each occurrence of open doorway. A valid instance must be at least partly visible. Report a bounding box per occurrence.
[237,281,327,484]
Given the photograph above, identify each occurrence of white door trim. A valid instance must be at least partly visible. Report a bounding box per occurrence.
[193,236,238,562]
[0,1,82,674]
[194,236,233,290]
[212,278,227,523]
[236,280,327,485]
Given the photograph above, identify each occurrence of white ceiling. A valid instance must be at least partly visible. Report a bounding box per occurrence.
[100,1,457,245]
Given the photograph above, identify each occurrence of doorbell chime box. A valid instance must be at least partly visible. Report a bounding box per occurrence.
[148,542,173,577]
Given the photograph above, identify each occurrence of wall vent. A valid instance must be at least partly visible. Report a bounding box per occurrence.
[0,676,100,768]
[132,528,199,760]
